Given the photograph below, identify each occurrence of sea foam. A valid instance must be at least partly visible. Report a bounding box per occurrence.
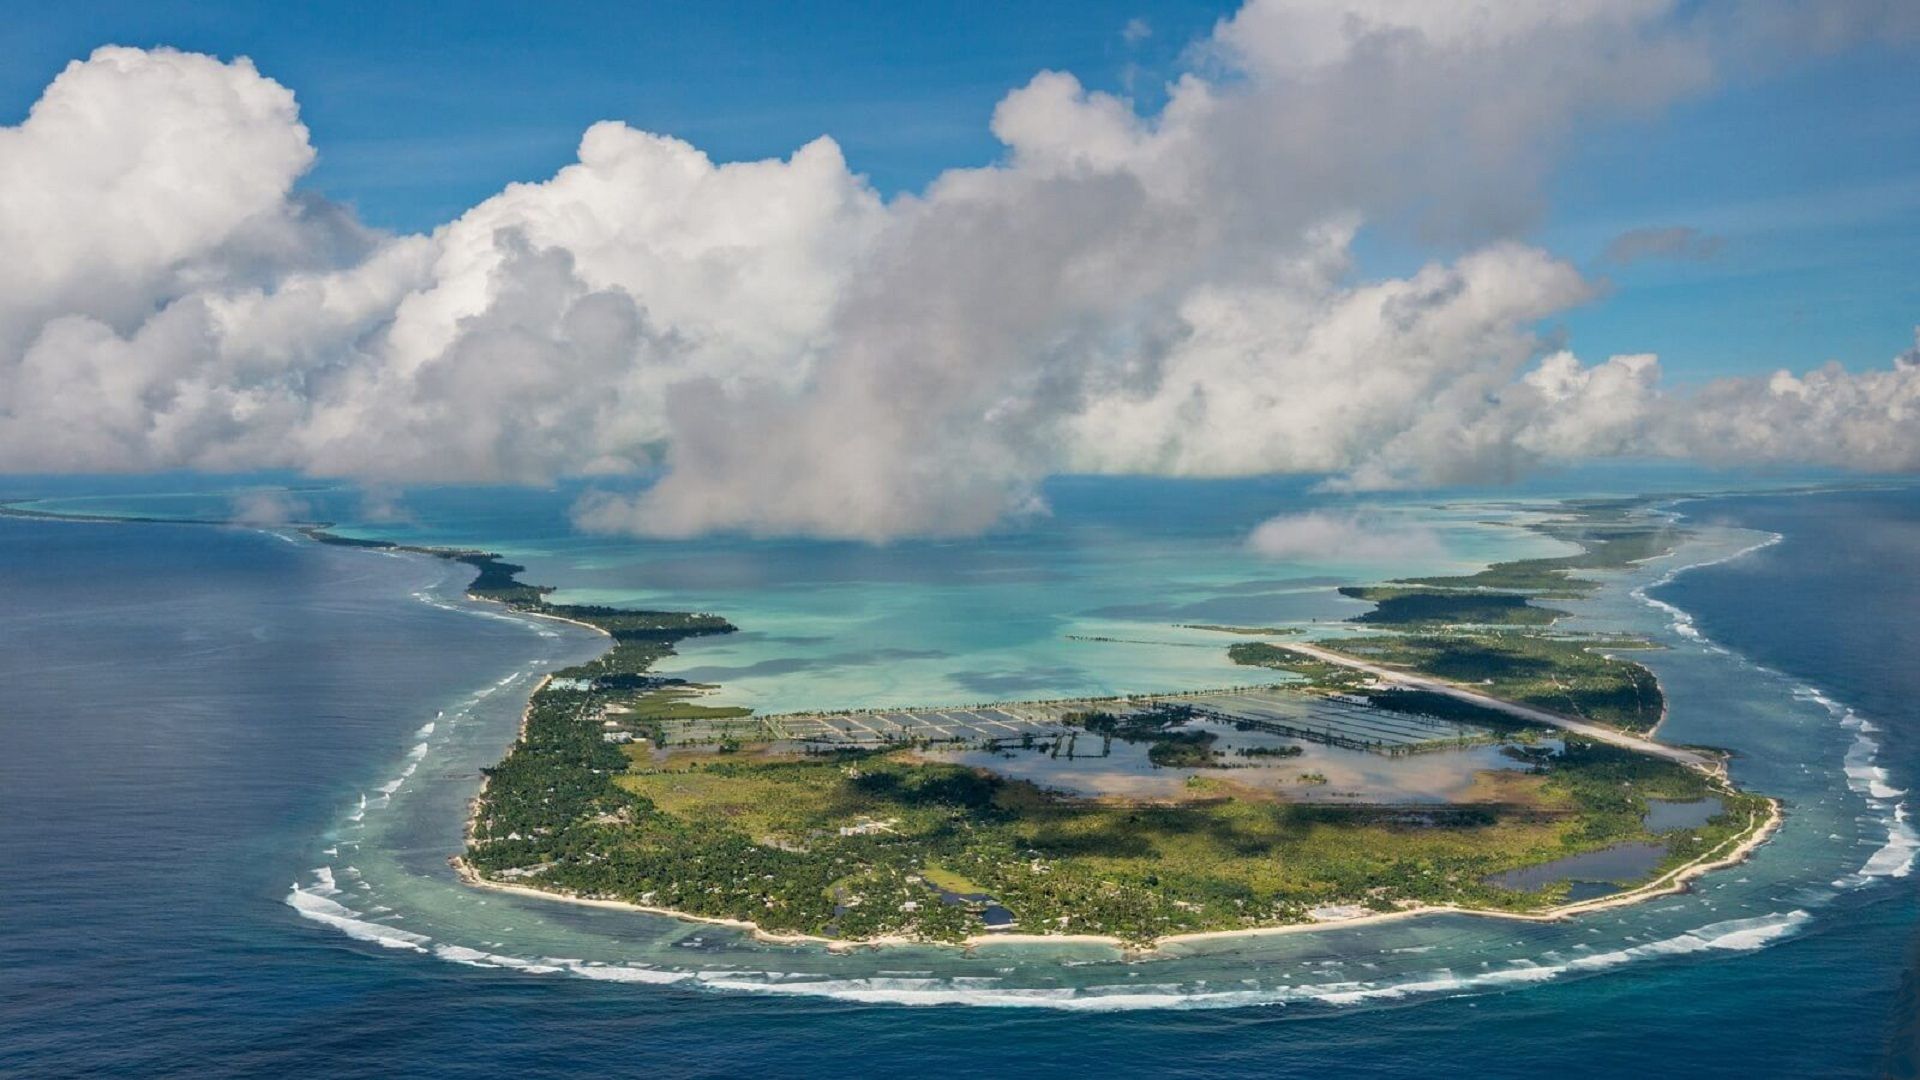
[286,872,431,954]
[342,908,1813,1011]
[1634,523,1913,887]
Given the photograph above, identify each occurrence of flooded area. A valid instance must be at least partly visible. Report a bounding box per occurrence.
[921,719,1554,804]
[1645,796,1725,831]
[1486,841,1670,895]
[1477,800,1722,898]
[764,681,1546,805]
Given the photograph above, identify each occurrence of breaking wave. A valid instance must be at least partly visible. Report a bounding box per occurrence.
[1814,688,1919,886]
[286,868,430,954]
[1629,531,1780,647]
[284,855,1813,1010]
[1636,519,1914,888]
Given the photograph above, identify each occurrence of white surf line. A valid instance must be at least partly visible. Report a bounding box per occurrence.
[336,903,1809,1011]
[1274,640,1720,772]
[1629,531,1783,651]
[1643,508,1914,886]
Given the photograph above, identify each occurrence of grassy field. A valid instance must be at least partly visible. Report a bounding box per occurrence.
[510,739,1763,944]
[920,863,988,894]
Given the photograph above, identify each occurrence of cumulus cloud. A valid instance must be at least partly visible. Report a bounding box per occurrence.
[1662,359,1920,472]
[1247,510,1441,562]
[1064,241,1603,487]
[1604,225,1725,264]
[0,8,1917,540]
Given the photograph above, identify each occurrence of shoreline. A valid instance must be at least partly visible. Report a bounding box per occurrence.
[451,602,617,851]
[450,855,836,948]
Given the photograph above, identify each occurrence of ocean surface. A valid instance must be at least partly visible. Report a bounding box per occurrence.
[1,478,1914,1077]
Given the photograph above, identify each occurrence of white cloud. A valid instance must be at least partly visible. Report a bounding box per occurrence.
[1246,510,1441,562]
[1665,360,1920,473]
[1064,241,1600,485]
[0,11,1916,540]
[0,47,317,341]
[229,488,309,525]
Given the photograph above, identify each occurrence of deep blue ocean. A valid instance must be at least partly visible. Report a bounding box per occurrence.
[1,484,1915,1078]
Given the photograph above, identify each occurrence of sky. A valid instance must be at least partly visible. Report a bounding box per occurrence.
[0,2,1226,229]
[5,0,1912,377]
[1,1,1917,539]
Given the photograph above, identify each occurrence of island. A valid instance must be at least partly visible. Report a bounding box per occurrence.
[423,499,1778,949]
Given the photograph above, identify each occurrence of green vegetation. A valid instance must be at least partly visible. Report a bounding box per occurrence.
[1179,624,1301,636]
[1144,730,1220,768]
[1231,632,1662,733]
[1233,744,1305,759]
[1339,586,1565,627]
[1353,634,1663,732]
[1239,501,1681,735]
[921,863,988,895]
[1226,642,1371,692]
[11,496,1773,946]
[467,726,1758,945]
[1365,688,1535,731]
[1073,703,1247,768]
[450,552,553,606]
[1078,703,1193,738]
[303,527,734,692]
[1395,499,1682,599]
[1541,741,1760,850]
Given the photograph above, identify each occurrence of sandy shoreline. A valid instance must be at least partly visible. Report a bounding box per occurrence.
[451,856,837,947]
[452,593,615,850]
[502,606,615,641]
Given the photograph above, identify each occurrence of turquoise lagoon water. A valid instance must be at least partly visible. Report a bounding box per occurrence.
[9,476,1584,714]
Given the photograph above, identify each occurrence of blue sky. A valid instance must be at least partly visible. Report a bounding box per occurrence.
[4,1,1914,382]
[1541,41,1920,379]
[2,2,1918,537]
[0,2,1220,226]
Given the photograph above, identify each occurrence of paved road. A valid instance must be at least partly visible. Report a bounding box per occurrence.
[1279,640,1722,774]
